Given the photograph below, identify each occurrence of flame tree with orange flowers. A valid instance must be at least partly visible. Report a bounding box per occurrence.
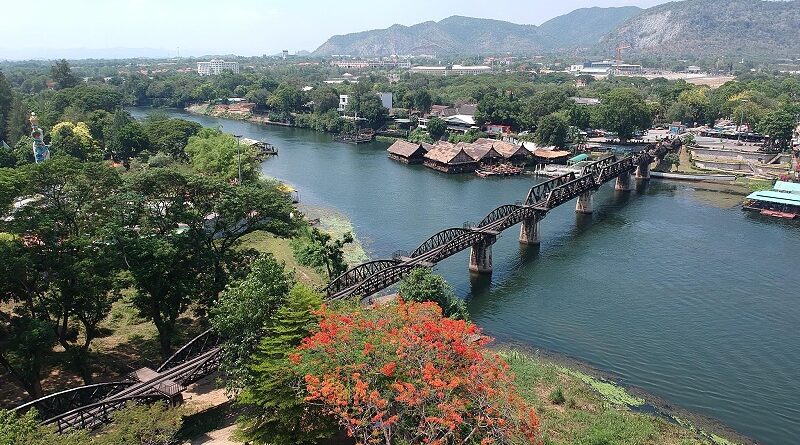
[291,301,539,445]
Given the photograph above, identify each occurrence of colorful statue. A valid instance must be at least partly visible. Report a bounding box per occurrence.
[30,112,50,163]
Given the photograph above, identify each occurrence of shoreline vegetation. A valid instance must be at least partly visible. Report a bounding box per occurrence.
[180,104,770,198]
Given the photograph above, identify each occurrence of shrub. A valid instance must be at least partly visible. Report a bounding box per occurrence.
[549,386,566,405]
[293,301,540,444]
[397,267,468,319]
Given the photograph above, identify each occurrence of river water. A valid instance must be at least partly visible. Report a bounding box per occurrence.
[131,109,800,444]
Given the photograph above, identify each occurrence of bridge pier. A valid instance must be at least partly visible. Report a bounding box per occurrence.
[519,216,541,245]
[469,237,496,274]
[635,162,650,180]
[575,191,593,214]
[614,171,632,191]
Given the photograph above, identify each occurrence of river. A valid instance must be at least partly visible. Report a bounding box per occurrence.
[130,108,800,444]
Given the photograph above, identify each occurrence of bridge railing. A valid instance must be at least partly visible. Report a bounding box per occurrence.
[46,394,168,433]
[13,381,135,420]
[157,329,220,373]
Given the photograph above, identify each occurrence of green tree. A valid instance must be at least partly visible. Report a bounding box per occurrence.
[144,118,202,160]
[267,83,302,118]
[355,94,388,130]
[0,312,55,398]
[5,96,30,146]
[567,104,591,129]
[50,59,80,90]
[93,402,185,445]
[398,268,468,319]
[757,108,796,150]
[292,228,353,280]
[534,112,570,148]
[311,86,340,114]
[0,409,86,445]
[236,284,336,445]
[595,89,653,143]
[426,117,447,141]
[0,72,14,143]
[0,158,123,383]
[185,128,259,182]
[412,89,433,113]
[210,254,294,389]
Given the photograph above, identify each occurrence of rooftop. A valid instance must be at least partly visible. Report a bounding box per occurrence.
[747,190,800,206]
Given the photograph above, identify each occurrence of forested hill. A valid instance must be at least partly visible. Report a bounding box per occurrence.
[311,8,640,57]
[599,0,800,59]
[537,6,641,50]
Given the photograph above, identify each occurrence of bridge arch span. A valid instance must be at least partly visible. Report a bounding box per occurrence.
[410,228,475,258]
[478,204,525,227]
[322,260,401,296]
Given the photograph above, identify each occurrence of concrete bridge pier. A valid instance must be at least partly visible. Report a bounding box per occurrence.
[615,171,632,191]
[519,216,541,245]
[575,191,594,214]
[635,162,650,180]
[469,237,496,274]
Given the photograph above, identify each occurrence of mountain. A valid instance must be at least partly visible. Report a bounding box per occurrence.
[599,0,800,59]
[312,15,551,57]
[538,6,641,50]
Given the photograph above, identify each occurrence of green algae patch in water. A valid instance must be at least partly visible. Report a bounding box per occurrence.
[558,367,646,407]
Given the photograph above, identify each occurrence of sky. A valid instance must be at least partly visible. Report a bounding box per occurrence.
[0,0,669,60]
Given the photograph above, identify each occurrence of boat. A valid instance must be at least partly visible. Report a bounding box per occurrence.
[475,163,524,178]
[650,171,737,182]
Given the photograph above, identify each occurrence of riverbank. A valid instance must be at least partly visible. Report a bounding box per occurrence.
[174,344,746,445]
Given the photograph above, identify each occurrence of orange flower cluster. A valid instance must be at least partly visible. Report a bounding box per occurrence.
[293,301,539,445]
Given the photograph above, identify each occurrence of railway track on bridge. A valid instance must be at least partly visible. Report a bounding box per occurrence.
[14,329,221,433]
[324,150,661,300]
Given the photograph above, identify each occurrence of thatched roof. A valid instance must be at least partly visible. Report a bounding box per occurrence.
[387,140,429,157]
[424,142,474,164]
[458,142,503,161]
[474,138,526,158]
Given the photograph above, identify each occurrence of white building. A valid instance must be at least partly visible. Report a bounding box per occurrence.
[409,65,492,75]
[338,92,393,111]
[197,59,240,76]
[338,94,349,112]
[376,92,393,109]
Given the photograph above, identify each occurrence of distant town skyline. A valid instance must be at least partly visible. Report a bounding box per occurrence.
[0,0,669,60]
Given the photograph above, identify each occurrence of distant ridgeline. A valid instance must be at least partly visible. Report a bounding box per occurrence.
[313,0,800,60]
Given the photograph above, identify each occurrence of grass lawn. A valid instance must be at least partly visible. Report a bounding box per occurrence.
[239,230,326,287]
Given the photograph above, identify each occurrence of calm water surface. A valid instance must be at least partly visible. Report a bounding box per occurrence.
[132,109,800,444]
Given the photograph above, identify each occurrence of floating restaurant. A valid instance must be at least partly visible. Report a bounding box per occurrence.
[474,138,529,163]
[743,181,800,219]
[423,142,479,173]
[386,140,432,164]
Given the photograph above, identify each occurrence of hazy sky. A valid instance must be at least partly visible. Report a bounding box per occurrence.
[0,0,669,59]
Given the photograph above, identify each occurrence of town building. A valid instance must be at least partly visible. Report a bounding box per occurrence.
[568,60,642,76]
[409,65,492,75]
[330,59,411,70]
[197,59,239,76]
[386,140,431,164]
[338,92,393,112]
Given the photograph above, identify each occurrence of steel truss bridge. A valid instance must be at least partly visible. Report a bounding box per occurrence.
[323,150,662,300]
[13,329,221,433]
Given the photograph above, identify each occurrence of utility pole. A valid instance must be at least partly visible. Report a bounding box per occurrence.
[738,99,749,145]
[234,134,242,184]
